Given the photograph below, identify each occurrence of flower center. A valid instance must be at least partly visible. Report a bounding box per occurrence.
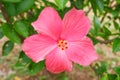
[58,40,68,50]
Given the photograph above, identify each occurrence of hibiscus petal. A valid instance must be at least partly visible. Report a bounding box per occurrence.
[61,8,90,41]
[31,7,62,40]
[45,48,72,73]
[22,34,57,62]
[66,37,98,66]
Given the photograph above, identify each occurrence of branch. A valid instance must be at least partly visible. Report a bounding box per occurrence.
[0,1,12,25]
[100,0,116,23]
[96,38,114,44]
[86,7,92,15]
[0,20,3,24]
[111,33,120,36]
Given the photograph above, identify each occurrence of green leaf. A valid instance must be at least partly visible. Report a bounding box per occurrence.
[91,37,99,45]
[58,7,71,18]
[90,0,104,14]
[94,16,101,30]
[114,21,120,30]
[3,3,17,16]
[2,23,21,44]
[104,6,113,13]
[28,61,45,75]
[95,0,104,13]
[116,0,120,4]
[88,34,99,45]
[57,73,69,80]
[19,51,31,63]
[39,76,47,80]
[102,26,111,36]
[58,74,69,80]
[112,10,119,18]
[16,0,34,14]
[112,38,120,52]
[90,0,97,15]
[2,41,14,56]
[95,61,108,75]
[114,66,120,75]
[0,27,4,39]
[100,74,108,80]
[75,0,84,9]
[14,61,24,68]
[4,74,14,80]
[108,74,117,80]
[76,64,83,70]
[116,75,120,80]
[14,20,29,38]
[89,28,97,36]
[55,0,68,10]
[93,16,101,35]
[104,0,110,5]
[42,0,58,10]
[2,0,22,3]
[98,33,108,40]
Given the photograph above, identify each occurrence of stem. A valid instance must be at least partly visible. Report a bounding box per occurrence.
[86,0,92,15]
[100,12,107,23]
[0,1,12,25]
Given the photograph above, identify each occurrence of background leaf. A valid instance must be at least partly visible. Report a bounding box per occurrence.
[95,62,108,75]
[114,21,120,31]
[0,27,4,39]
[55,0,68,10]
[1,23,21,44]
[100,74,108,80]
[95,0,104,13]
[2,0,22,3]
[116,0,120,4]
[112,38,120,52]
[93,16,101,35]
[90,0,97,15]
[114,66,120,75]
[16,0,34,14]
[108,74,118,80]
[3,3,17,16]
[19,51,31,63]
[2,40,14,56]
[74,0,84,9]
[14,20,30,38]
[28,61,45,75]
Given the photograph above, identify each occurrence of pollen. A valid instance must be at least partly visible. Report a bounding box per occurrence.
[58,40,68,50]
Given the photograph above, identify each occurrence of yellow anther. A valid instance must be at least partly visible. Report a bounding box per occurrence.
[64,42,67,44]
[58,44,61,47]
[65,46,68,49]
[58,40,68,50]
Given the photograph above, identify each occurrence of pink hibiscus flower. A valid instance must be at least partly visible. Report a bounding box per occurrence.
[22,7,98,73]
